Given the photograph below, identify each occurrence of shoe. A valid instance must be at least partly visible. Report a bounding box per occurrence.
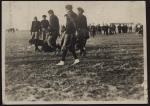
[56,61,64,65]
[73,59,80,65]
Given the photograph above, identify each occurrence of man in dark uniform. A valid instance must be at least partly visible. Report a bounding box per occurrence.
[105,24,109,35]
[30,16,41,52]
[41,15,49,41]
[47,10,60,50]
[122,24,126,33]
[91,25,96,37]
[112,24,116,34]
[76,7,89,56]
[109,24,113,35]
[97,24,102,34]
[117,24,122,34]
[56,5,79,65]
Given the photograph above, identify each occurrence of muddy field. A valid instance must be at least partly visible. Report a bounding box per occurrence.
[4,31,144,102]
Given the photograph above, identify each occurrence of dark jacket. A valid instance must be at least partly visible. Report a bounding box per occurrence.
[49,14,60,32]
[76,14,88,30]
[76,14,89,39]
[31,21,41,32]
[41,19,49,29]
[65,10,77,34]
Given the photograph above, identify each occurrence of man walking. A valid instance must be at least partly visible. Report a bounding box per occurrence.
[47,9,60,50]
[76,7,89,56]
[117,24,122,34]
[56,5,80,65]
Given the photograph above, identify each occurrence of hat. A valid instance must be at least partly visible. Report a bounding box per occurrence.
[77,7,84,13]
[34,16,37,20]
[65,5,73,10]
[48,9,54,14]
[42,15,47,17]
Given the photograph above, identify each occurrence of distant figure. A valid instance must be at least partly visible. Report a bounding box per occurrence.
[16,28,19,31]
[117,24,122,34]
[91,25,96,37]
[7,28,15,32]
[40,15,49,41]
[97,24,102,34]
[56,4,80,65]
[76,7,89,56]
[109,24,113,35]
[112,24,116,34]
[122,24,126,33]
[125,24,128,33]
[128,25,132,33]
[138,25,143,36]
[103,24,109,35]
[30,16,41,52]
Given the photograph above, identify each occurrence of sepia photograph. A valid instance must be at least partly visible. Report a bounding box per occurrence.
[2,1,148,104]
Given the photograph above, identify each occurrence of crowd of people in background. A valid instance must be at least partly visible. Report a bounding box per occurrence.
[85,23,143,37]
[60,23,143,38]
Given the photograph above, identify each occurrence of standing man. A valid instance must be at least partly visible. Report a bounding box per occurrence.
[41,15,49,42]
[117,24,122,34]
[97,24,102,34]
[76,7,89,56]
[129,25,132,33]
[47,9,60,50]
[105,24,109,35]
[30,16,41,52]
[56,5,80,65]
[112,24,116,34]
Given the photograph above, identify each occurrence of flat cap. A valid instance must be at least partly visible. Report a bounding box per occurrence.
[42,15,47,17]
[77,7,84,13]
[65,5,73,10]
[34,16,37,19]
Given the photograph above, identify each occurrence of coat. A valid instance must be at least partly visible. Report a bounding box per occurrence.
[41,19,49,30]
[31,21,41,32]
[49,14,60,33]
[65,10,77,34]
[76,14,89,39]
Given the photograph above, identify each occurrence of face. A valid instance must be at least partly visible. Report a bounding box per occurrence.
[48,13,51,16]
[78,10,82,15]
[42,17,46,20]
[65,9,70,13]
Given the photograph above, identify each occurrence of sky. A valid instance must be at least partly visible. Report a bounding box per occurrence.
[2,1,146,30]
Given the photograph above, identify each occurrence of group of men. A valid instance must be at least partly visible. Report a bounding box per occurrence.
[88,24,133,37]
[30,5,89,65]
[135,24,143,35]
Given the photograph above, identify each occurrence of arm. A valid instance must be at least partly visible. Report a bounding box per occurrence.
[84,16,88,30]
[30,22,33,35]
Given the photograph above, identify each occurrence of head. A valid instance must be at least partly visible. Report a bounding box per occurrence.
[77,7,84,15]
[34,16,38,21]
[48,10,54,16]
[42,15,47,20]
[65,5,73,12]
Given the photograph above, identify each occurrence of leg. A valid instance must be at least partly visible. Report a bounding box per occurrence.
[34,32,40,52]
[56,33,70,65]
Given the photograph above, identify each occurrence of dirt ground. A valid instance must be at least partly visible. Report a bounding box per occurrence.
[4,31,144,102]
